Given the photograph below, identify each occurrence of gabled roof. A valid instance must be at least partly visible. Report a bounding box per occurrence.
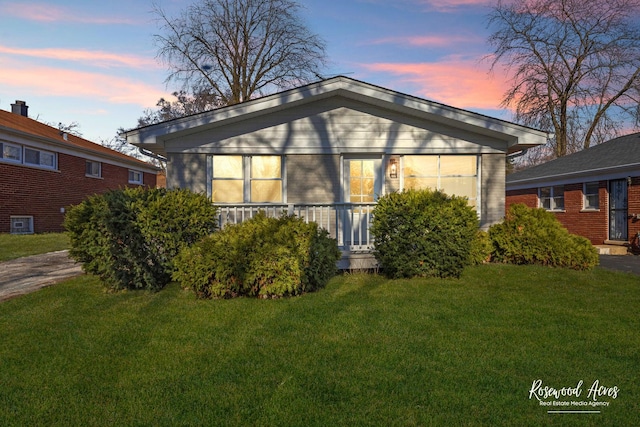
[124,76,547,155]
[506,132,640,187]
[0,108,158,171]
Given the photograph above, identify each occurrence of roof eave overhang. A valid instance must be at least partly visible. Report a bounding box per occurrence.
[1,125,159,172]
[124,77,548,155]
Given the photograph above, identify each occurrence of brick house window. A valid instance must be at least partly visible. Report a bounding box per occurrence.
[1,141,22,162]
[128,169,143,185]
[583,182,599,210]
[539,185,564,211]
[24,147,56,169]
[86,160,101,178]
[1,142,57,170]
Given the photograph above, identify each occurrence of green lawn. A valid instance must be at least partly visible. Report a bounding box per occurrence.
[0,233,70,261]
[0,264,638,426]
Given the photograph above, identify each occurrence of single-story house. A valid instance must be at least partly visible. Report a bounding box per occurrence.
[506,132,640,251]
[125,76,547,268]
[0,101,159,234]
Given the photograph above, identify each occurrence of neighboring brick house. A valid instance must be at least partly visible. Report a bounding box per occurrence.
[506,132,640,249]
[1,101,159,234]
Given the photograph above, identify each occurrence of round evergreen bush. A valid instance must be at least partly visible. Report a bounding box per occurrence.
[488,203,599,270]
[64,187,218,291]
[172,212,341,299]
[370,188,480,278]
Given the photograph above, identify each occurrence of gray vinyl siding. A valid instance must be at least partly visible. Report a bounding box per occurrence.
[286,155,340,204]
[166,153,208,194]
[164,98,509,155]
[481,153,505,229]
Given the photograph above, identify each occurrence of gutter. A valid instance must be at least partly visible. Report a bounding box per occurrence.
[138,147,168,163]
[507,149,528,159]
[508,161,640,184]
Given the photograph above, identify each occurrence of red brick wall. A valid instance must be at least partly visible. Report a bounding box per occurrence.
[551,182,608,245]
[0,153,157,233]
[505,187,538,209]
[507,180,639,246]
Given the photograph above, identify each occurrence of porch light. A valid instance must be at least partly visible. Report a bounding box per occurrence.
[389,158,398,179]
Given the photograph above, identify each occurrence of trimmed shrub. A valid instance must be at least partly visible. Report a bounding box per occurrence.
[488,203,598,270]
[469,230,492,265]
[370,188,480,279]
[172,212,341,299]
[64,187,218,291]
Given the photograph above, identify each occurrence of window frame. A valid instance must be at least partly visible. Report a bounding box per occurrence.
[539,185,565,211]
[24,147,57,169]
[10,216,34,234]
[582,181,599,211]
[85,160,102,178]
[1,141,58,170]
[1,141,23,163]
[128,169,144,185]
[401,155,479,209]
[211,155,284,203]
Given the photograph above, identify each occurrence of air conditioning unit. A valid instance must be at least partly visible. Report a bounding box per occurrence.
[10,216,34,234]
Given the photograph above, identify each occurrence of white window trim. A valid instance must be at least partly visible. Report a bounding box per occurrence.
[539,185,565,211]
[10,216,34,234]
[86,160,102,178]
[209,155,285,203]
[0,141,58,170]
[128,169,144,185]
[582,181,600,211]
[399,154,480,216]
[24,147,57,170]
[1,141,23,163]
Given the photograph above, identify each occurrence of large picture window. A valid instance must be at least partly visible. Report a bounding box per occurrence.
[402,155,478,207]
[212,155,283,203]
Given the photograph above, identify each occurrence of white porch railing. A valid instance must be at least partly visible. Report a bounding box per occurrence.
[215,203,376,252]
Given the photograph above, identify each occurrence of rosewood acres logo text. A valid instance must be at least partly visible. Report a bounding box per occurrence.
[529,379,619,413]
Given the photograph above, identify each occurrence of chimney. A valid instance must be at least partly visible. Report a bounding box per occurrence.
[11,100,28,117]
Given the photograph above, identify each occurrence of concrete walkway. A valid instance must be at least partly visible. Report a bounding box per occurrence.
[0,250,83,302]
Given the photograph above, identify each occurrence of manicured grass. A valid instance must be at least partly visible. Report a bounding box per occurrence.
[0,264,638,426]
[0,233,70,261]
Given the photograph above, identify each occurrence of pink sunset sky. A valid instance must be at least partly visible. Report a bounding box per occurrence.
[0,0,510,143]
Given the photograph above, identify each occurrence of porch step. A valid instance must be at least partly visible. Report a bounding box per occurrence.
[595,245,629,255]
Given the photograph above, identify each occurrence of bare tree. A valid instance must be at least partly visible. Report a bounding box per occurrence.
[153,0,327,105]
[137,89,224,127]
[488,0,640,158]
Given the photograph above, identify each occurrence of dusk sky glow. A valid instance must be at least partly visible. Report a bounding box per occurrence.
[0,0,509,143]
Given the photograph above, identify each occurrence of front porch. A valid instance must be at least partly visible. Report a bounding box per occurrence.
[216,203,379,270]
